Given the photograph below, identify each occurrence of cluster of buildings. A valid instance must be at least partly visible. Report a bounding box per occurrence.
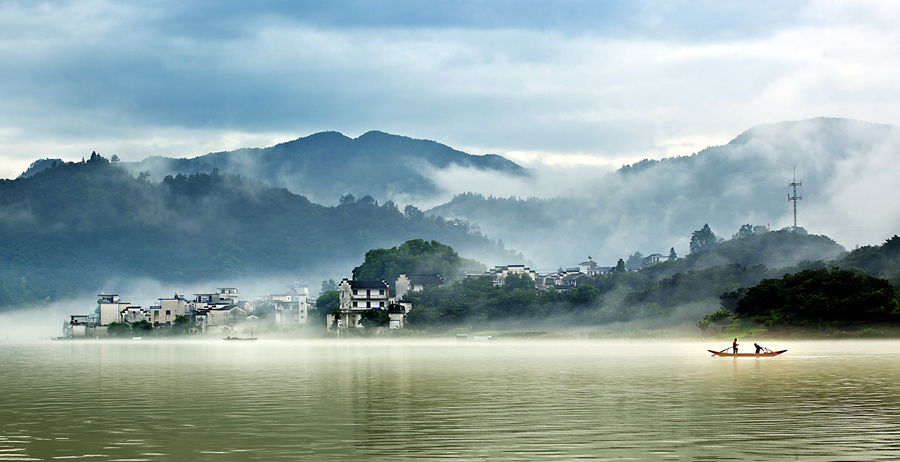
[328,257,672,332]
[65,255,675,337]
[64,284,311,338]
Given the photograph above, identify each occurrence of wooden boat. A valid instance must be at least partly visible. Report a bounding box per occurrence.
[708,349,786,357]
[224,331,257,341]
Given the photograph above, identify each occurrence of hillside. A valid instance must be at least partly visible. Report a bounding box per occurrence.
[122,130,528,206]
[0,155,522,308]
[429,118,900,268]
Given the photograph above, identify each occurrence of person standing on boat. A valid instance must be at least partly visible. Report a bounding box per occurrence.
[732,338,739,354]
[754,343,763,354]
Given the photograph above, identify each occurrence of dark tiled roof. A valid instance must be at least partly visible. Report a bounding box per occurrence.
[349,280,389,289]
[408,274,444,285]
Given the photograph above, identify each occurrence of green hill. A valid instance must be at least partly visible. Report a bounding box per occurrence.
[0,154,521,308]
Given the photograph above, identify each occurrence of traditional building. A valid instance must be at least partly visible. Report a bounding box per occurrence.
[327,279,390,329]
[395,273,444,298]
[264,284,310,324]
[484,265,538,287]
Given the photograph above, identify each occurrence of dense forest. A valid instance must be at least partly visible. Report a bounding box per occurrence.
[0,154,521,307]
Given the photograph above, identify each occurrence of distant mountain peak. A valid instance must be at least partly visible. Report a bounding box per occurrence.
[124,129,526,205]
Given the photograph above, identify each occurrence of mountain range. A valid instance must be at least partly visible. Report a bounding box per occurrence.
[8,117,900,307]
[430,118,900,268]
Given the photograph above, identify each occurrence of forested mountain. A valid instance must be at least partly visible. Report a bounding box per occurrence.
[429,118,900,268]
[120,130,527,206]
[0,154,521,308]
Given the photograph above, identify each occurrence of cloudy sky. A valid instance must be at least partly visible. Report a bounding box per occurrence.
[1,0,899,179]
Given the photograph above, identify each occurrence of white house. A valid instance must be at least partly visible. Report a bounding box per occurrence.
[643,253,668,265]
[97,294,131,325]
[149,293,190,325]
[265,284,310,325]
[327,279,390,330]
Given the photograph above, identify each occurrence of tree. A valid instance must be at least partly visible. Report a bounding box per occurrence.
[131,320,154,336]
[614,258,626,272]
[733,224,754,240]
[668,247,677,261]
[351,239,484,287]
[110,155,120,163]
[170,315,192,335]
[310,290,340,325]
[320,279,338,294]
[690,224,718,253]
[359,308,389,329]
[625,252,644,271]
[569,284,600,305]
[503,272,535,292]
[107,322,132,337]
[404,205,424,220]
[339,194,356,205]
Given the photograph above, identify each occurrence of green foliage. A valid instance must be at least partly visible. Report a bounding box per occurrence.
[690,224,718,253]
[625,252,644,271]
[132,320,154,336]
[352,239,486,291]
[106,322,132,337]
[569,284,600,306]
[310,290,339,325]
[320,279,338,294]
[735,268,899,325]
[358,309,390,329]
[170,315,192,336]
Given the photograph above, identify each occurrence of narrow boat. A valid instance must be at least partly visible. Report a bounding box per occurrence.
[224,331,257,341]
[708,349,786,357]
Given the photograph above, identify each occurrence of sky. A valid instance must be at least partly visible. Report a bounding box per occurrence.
[1,0,900,179]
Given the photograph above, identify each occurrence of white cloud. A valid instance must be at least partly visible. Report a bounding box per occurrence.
[2,1,900,182]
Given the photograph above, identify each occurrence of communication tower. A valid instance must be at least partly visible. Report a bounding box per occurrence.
[788,167,802,232]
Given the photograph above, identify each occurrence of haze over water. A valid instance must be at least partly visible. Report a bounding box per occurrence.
[1,339,897,461]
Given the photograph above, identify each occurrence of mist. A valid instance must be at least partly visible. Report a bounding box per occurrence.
[426,118,900,269]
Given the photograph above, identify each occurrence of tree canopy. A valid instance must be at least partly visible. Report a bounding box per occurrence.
[735,268,899,325]
[351,239,486,289]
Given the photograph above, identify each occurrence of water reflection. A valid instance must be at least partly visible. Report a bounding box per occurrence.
[0,340,897,461]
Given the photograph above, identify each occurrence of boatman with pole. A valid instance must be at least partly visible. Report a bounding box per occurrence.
[732,338,739,354]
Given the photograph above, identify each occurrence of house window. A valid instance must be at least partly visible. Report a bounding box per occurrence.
[379,289,384,295]
[165,310,171,315]
[352,302,357,307]
[367,290,371,296]
[366,302,371,308]
[353,290,358,295]
[380,302,385,307]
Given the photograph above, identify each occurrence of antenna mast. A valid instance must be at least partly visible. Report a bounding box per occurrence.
[788,167,802,232]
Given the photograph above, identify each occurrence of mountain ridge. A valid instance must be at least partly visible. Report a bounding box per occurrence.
[123,130,528,205]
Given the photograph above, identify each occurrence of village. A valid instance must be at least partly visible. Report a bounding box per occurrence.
[63,254,674,338]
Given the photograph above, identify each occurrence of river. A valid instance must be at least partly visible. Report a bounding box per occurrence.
[0,339,897,461]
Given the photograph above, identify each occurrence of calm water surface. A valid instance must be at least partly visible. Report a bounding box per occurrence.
[0,339,898,461]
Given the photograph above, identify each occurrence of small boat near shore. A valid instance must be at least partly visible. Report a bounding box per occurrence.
[708,349,787,357]
[224,331,257,341]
